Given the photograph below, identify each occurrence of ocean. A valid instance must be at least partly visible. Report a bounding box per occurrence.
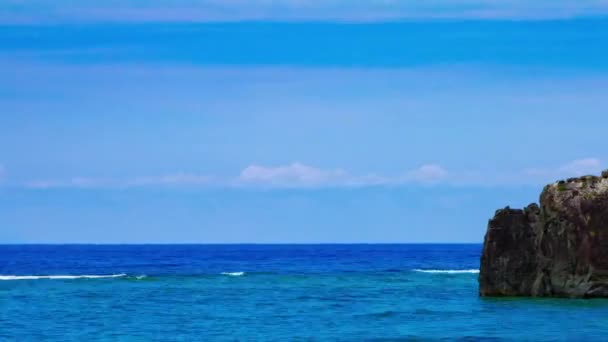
[1,244,606,340]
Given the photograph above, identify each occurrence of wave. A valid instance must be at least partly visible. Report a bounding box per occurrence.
[0,274,127,281]
[221,272,245,277]
[413,269,479,274]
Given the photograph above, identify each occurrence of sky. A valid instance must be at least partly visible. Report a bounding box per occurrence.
[1,1,607,243]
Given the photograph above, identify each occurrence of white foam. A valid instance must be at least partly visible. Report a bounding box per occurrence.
[0,274,127,281]
[413,269,479,274]
[135,275,147,280]
[221,272,245,277]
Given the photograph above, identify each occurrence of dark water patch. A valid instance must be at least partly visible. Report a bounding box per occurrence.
[383,268,403,273]
[356,310,405,318]
[413,308,438,315]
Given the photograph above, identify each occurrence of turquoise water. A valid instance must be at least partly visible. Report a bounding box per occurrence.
[1,244,607,340]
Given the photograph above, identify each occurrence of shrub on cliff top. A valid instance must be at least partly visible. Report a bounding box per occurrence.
[583,175,599,182]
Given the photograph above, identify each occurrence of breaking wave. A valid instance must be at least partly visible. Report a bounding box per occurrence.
[413,269,479,274]
[0,274,127,281]
[221,272,245,277]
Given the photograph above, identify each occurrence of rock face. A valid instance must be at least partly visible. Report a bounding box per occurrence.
[479,172,608,297]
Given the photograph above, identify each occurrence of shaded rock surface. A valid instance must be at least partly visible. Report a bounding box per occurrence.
[479,172,608,297]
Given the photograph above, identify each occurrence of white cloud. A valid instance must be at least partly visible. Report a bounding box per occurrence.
[238,162,349,187]
[403,164,449,183]
[237,162,449,188]
[525,158,603,179]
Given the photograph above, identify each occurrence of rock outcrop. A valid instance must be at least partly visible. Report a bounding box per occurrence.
[479,171,608,297]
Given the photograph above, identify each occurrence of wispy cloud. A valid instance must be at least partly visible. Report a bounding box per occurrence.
[24,173,213,189]
[238,162,349,187]
[403,164,449,184]
[20,158,607,190]
[2,0,608,23]
[23,163,450,190]
[25,177,112,189]
[524,158,603,180]
[236,159,607,188]
[236,162,448,188]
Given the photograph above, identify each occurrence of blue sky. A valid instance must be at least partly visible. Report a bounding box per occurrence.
[1,2,607,243]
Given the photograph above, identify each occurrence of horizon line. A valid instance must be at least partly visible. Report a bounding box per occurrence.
[3,15,608,27]
[0,242,483,245]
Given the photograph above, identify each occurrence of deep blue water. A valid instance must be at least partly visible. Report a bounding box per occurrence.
[1,244,607,340]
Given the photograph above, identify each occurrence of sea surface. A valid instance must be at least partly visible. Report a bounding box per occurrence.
[1,244,607,341]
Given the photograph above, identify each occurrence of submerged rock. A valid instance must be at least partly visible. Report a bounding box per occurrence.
[479,171,608,297]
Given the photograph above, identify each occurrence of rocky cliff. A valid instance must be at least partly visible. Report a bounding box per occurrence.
[479,171,608,297]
